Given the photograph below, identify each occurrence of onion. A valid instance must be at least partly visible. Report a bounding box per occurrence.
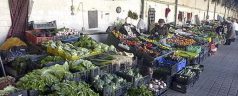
[155,79,159,83]
[149,84,153,89]
[160,85,164,89]
[154,85,159,89]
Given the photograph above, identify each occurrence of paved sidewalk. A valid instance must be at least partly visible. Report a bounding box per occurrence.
[166,41,238,96]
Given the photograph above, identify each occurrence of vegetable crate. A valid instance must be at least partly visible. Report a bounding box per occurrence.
[4,65,26,79]
[8,90,28,96]
[171,81,194,93]
[69,68,101,82]
[199,49,207,62]
[102,83,131,96]
[26,31,53,45]
[173,72,198,85]
[154,88,167,96]
[28,90,39,96]
[154,58,187,75]
[153,69,173,88]
[116,72,151,87]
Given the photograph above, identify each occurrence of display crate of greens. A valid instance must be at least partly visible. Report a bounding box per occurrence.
[30,55,65,68]
[87,53,134,74]
[0,85,28,96]
[186,64,204,77]
[173,68,198,85]
[67,59,99,82]
[116,69,151,87]
[4,56,31,79]
[16,63,72,94]
[92,74,131,96]
[126,86,154,96]
[49,80,99,96]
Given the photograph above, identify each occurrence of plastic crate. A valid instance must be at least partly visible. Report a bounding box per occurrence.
[102,83,131,96]
[61,37,80,43]
[9,90,28,96]
[4,66,26,79]
[28,90,39,96]
[171,81,193,93]
[89,67,101,79]
[154,58,187,75]
[98,64,113,74]
[154,88,168,96]
[116,72,151,87]
[173,73,197,85]
[26,31,53,45]
[70,70,90,82]
[152,70,173,88]
[30,21,57,30]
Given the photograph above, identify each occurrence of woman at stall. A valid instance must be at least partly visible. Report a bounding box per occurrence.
[151,19,169,38]
[224,20,236,45]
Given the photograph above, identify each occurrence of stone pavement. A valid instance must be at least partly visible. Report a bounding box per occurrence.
[166,41,238,96]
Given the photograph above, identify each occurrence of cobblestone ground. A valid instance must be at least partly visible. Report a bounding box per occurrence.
[166,41,238,96]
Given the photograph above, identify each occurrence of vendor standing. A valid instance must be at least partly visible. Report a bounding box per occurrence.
[151,19,169,38]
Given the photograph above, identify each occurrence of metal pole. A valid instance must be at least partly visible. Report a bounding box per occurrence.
[206,0,210,20]
[214,1,217,20]
[0,56,6,77]
[174,0,178,25]
[140,0,145,19]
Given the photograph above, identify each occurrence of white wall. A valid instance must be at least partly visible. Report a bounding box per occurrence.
[29,0,141,31]
[0,0,11,45]
[29,0,237,32]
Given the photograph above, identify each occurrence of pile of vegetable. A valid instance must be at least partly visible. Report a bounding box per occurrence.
[93,74,128,91]
[163,53,183,62]
[45,40,91,60]
[16,63,72,93]
[167,35,196,46]
[127,86,153,96]
[40,55,65,65]
[73,35,117,54]
[68,59,97,72]
[148,79,167,93]
[178,68,196,77]
[8,56,28,74]
[175,50,199,59]
[0,85,18,95]
[121,69,143,80]
[87,53,115,66]
[49,80,99,96]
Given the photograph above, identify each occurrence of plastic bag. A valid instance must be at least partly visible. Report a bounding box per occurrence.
[0,37,27,51]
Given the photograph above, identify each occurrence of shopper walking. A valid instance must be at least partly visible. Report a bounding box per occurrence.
[231,19,237,42]
[224,21,236,45]
[234,19,238,36]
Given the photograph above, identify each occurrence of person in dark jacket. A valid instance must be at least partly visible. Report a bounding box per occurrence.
[151,19,169,38]
[224,21,236,45]
[215,22,224,35]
